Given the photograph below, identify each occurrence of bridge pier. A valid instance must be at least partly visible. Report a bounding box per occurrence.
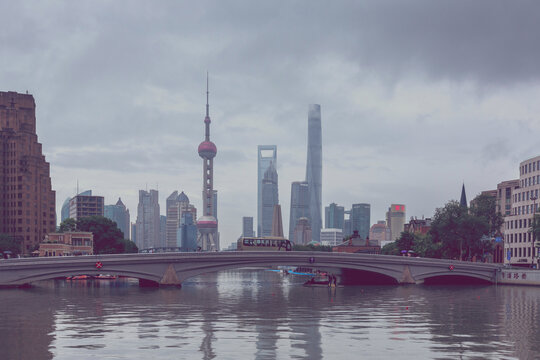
[158,264,182,286]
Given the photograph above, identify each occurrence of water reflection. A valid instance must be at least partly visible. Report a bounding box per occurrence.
[0,272,539,359]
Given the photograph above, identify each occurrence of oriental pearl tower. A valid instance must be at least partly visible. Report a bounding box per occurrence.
[197,75,218,251]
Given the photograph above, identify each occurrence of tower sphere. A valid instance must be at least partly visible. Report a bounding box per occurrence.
[198,140,217,159]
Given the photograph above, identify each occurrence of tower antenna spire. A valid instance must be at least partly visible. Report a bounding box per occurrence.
[206,72,209,117]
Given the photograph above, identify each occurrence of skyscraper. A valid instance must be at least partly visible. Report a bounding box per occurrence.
[135,189,160,250]
[61,198,71,222]
[0,91,56,254]
[306,104,322,241]
[179,211,198,251]
[69,190,104,220]
[325,203,344,230]
[104,198,130,240]
[197,76,219,251]
[257,145,277,236]
[261,161,279,236]
[351,203,370,240]
[289,181,309,241]
[166,191,196,248]
[386,204,406,241]
[242,217,254,237]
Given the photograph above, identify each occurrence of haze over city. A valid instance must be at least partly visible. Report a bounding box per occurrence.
[3,1,540,248]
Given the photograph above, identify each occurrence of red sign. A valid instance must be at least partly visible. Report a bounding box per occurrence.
[95,261,103,269]
[449,265,455,271]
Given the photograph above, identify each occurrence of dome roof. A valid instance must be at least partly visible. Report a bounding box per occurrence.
[178,191,189,203]
[198,141,217,158]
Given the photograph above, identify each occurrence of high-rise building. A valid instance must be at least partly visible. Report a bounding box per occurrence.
[160,215,166,249]
[369,220,391,246]
[179,211,198,251]
[289,181,309,241]
[197,76,219,251]
[131,223,137,243]
[69,190,104,220]
[166,191,196,248]
[135,189,160,250]
[104,198,130,239]
[306,104,322,241]
[503,155,540,266]
[0,91,56,254]
[386,204,406,241]
[257,145,277,236]
[292,217,312,245]
[261,162,279,237]
[325,203,344,230]
[242,217,254,237]
[351,203,370,240]
[271,204,284,238]
[61,198,71,222]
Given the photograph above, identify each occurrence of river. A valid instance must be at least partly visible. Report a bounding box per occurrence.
[0,269,539,359]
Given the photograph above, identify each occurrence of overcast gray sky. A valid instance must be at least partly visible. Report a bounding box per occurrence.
[3,0,540,248]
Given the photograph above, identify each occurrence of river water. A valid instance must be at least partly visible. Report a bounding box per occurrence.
[0,269,539,359]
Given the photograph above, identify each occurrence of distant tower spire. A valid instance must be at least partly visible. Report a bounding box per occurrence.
[206,71,209,118]
[460,183,467,208]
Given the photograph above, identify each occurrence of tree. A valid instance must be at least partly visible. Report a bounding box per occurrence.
[381,241,399,256]
[0,234,22,257]
[430,200,490,260]
[59,216,138,254]
[396,231,415,253]
[292,244,333,252]
[59,218,77,232]
[470,193,504,237]
[412,233,442,258]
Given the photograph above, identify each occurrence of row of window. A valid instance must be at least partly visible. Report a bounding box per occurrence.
[515,188,539,202]
[509,246,534,259]
[506,218,534,230]
[514,203,539,216]
[521,160,540,175]
[506,232,533,243]
[520,175,540,188]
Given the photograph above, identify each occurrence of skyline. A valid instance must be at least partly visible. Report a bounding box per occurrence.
[3,1,540,248]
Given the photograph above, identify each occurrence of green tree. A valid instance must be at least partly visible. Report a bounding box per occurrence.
[292,244,333,252]
[396,231,415,253]
[430,200,489,260]
[412,233,442,258]
[381,241,399,256]
[59,218,77,232]
[0,234,22,257]
[470,193,504,237]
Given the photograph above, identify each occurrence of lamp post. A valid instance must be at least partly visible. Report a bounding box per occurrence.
[531,195,538,269]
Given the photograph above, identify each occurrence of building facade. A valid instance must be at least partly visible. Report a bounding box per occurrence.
[292,217,312,245]
[257,145,277,236]
[104,198,130,240]
[306,104,322,241]
[0,91,56,254]
[166,191,196,248]
[135,189,160,250]
[179,211,198,251]
[39,232,93,257]
[61,198,71,222]
[325,203,344,230]
[369,220,391,246]
[289,181,309,241]
[387,204,406,241]
[351,203,370,240]
[320,228,343,246]
[69,190,104,220]
[242,216,254,237]
[261,162,279,237]
[504,156,540,267]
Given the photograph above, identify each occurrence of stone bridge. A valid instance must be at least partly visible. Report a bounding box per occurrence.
[0,251,502,287]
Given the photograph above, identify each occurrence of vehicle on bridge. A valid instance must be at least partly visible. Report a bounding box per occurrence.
[237,237,292,251]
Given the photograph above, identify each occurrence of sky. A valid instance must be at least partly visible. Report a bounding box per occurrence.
[3,0,540,248]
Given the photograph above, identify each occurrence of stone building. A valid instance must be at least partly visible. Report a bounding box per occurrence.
[0,91,56,254]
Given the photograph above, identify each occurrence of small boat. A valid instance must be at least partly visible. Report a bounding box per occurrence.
[95,274,117,280]
[69,275,91,280]
[303,274,341,287]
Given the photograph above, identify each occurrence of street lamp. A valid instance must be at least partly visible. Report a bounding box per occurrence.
[531,195,538,269]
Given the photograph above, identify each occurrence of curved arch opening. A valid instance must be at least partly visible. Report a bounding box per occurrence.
[340,268,399,285]
[423,275,492,285]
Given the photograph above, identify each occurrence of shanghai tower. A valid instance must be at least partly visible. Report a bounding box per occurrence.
[196,76,219,251]
[306,104,322,241]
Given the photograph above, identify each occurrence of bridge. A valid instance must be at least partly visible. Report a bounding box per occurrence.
[0,251,502,287]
